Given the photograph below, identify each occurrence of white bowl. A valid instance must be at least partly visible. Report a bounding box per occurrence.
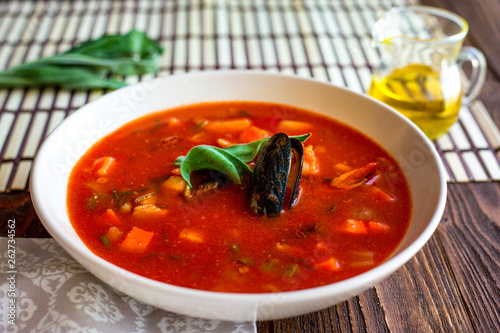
[30,71,447,321]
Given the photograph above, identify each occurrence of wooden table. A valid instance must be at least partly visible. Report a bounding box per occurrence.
[1,0,498,332]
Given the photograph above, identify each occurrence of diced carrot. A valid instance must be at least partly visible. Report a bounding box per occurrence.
[179,229,204,243]
[204,119,252,134]
[315,257,341,271]
[315,242,329,251]
[368,221,390,233]
[171,168,181,176]
[340,219,368,234]
[367,186,395,202]
[105,226,124,243]
[277,120,313,133]
[349,251,375,268]
[93,156,116,176]
[100,209,121,226]
[162,176,187,192]
[302,145,319,175]
[238,126,270,142]
[120,227,155,253]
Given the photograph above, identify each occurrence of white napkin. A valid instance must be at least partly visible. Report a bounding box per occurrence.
[0,238,256,332]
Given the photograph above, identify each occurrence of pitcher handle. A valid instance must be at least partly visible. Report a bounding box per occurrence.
[458,46,487,106]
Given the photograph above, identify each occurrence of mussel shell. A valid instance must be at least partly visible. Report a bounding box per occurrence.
[248,133,303,217]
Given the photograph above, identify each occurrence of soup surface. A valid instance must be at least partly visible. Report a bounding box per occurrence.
[67,101,412,293]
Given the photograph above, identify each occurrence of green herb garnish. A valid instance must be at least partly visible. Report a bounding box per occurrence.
[0,30,163,90]
[135,178,161,205]
[175,133,311,188]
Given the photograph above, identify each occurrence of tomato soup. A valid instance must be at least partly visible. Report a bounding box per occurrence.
[67,102,412,293]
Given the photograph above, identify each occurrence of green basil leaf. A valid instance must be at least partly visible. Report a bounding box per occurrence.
[180,146,252,188]
[0,29,163,90]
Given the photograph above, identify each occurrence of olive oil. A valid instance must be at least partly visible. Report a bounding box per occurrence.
[368,64,462,139]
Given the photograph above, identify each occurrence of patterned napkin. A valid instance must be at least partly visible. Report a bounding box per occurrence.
[0,238,256,333]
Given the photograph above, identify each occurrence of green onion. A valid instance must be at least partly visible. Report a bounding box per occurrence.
[175,133,311,188]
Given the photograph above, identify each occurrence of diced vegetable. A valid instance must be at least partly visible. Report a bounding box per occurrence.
[277,120,313,133]
[136,194,157,205]
[0,30,164,90]
[275,243,306,257]
[217,138,233,147]
[135,178,161,205]
[367,186,395,202]
[315,242,330,251]
[105,226,124,243]
[100,209,121,226]
[340,219,368,234]
[315,257,341,271]
[238,126,270,143]
[179,229,203,243]
[330,162,377,189]
[162,176,187,192]
[119,202,132,214]
[349,251,375,268]
[230,243,240,254]
[237,266,250,274]
[302,145,319,175]
[120,227,155,253]
[237,257,254,265]
[100,235,111,248]
[368,221,390,233]
[168,117,180,126]
[190,132,207,142]
[284,263,299,277]
[204,119,252,134]
[333,162,352,173]
[86,193,114,211]
[93,157,116,176]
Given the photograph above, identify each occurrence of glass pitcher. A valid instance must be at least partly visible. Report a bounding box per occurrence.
[368,6,486,140]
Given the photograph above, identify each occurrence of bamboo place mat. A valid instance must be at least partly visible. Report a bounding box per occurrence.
[0,0,499,193]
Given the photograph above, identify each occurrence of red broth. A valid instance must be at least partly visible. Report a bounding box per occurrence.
[67,102,412,293]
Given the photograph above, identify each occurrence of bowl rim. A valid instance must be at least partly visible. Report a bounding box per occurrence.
[30,69,448,317]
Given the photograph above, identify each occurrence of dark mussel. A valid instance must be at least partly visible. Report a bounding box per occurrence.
[248,132,304,217]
